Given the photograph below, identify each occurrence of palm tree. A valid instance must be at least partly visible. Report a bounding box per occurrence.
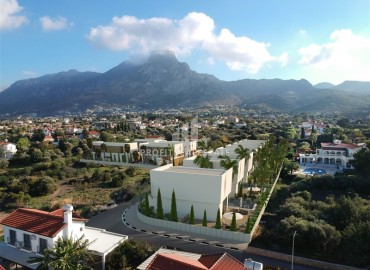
[194,154,213,168]
[235,145,250,165]
[197,140,207,151]
[28,236,93,270]
[220,156,238,179]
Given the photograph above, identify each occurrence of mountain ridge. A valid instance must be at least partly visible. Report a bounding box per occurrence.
[1,53,369,116]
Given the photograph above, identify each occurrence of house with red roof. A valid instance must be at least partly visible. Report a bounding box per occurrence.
[0,205,127,270]
[137,247,261,270]
[299,140,366,169]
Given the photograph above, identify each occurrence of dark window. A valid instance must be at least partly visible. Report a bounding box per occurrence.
[39,238,47,254]
[9,230,16,244]
[23,234,31,250]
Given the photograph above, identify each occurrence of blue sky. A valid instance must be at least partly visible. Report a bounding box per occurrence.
[1,0,369,91]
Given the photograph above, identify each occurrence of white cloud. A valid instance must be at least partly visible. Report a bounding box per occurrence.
[40,16,69,31]
[22,70,36,76]
[87,12,286,74]
[299,29,370,83]
[0,0,28,30]
[299,29,307,35]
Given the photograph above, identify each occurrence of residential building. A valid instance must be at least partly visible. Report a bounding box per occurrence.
[137,247,246,270]
[299,140,365,169]
[150,165,233,221]
[92,141,139,162]
[0,205,127,270]
[0,142,17,160]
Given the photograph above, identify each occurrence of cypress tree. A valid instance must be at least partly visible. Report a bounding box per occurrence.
[170,190,178,222]
[230,212,237,231]
[215,208,221,229]
[109,152,113,161]
[144,193,151,216]
[245,217,251,234]
[238,182,243,197]
[156,188,164,219]
[123,153,127,163]
[202,210,207,227]
[118,154,121,163]
[189,205,195,224]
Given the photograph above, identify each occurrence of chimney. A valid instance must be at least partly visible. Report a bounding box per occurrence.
[62,204,73,239]
[62,204,73,224]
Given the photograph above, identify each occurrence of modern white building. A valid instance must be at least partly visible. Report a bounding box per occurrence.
[92,141,139,162]
[0,205,127,270]
[299,140,365,168]
[150,165,233,221]
[0,142,17,160]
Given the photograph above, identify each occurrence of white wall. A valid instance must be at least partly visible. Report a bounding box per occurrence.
[150,165,232,221]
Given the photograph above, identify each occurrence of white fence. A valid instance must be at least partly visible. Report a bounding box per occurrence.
[137,209,251,243]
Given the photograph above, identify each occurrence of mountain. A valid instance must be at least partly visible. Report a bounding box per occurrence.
[332,81,370,95]
[314,82,335,89]
[1,53,369,115]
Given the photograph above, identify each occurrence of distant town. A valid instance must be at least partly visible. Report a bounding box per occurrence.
[0,106,369,270]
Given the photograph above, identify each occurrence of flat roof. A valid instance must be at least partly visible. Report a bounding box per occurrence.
[164,166,225,176]
[84,227,128,255]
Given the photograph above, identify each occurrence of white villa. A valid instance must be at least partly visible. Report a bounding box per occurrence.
[299,140,365,169]
[150,165,233,221]
[0,142,17,160]
[0,205,127,270]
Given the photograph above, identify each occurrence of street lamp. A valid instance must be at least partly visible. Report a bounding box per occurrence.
[291,231,297,270]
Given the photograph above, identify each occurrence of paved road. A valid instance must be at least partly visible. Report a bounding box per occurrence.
[87,201,321,270]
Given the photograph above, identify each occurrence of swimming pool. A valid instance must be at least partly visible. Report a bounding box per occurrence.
[302,168,327,175]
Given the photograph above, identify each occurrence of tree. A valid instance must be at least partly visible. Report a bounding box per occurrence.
[0,159,9,169]
[193,154,213,168]
[28,236,93,270]
[100,143,107,160]
[189,205,195,224]
[215,209,221,229]
[220,156,238,179]
[170,189,178,222]
[144,193,151,217]
[202,209,207,227]
[238,182,243,197]
[198,140,207,151]
[300,127,305,139]
[230,212,237,231]
[245,217,251,233]
[105,239,155,270]
[31,129,45,142]
[16,137,30,151]
[124,144,130,154]
[235,145,250,166]
[156,188,164,219]
[350,148,370,178]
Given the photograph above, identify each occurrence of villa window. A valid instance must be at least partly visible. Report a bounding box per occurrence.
[23,234,31,250]
[9,229,16,245]
[39,238,47,254]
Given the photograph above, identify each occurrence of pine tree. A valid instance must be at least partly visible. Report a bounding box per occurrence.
[144,193,151,216]
[189,205,195,224]
[156,188,164,219]
[202,209,207,227]
[215,209,221,229]
[170,190,178,222]
[230,212,237,231]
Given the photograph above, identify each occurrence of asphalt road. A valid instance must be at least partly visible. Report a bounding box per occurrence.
[87,201,321,270]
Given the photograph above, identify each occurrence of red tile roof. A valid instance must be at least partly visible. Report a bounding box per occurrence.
[0,208,86,238]
[145,252,244,270]
[147,254,207,270]
[321,142,360,149]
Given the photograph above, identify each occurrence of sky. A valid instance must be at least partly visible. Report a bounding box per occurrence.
[0,0,369,91]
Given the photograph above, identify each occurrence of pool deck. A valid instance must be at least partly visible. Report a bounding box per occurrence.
[297,164,338,176]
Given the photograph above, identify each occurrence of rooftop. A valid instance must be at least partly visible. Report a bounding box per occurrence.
[0,208,86,238]
[165,166,225,176]
[84,227,128,255]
